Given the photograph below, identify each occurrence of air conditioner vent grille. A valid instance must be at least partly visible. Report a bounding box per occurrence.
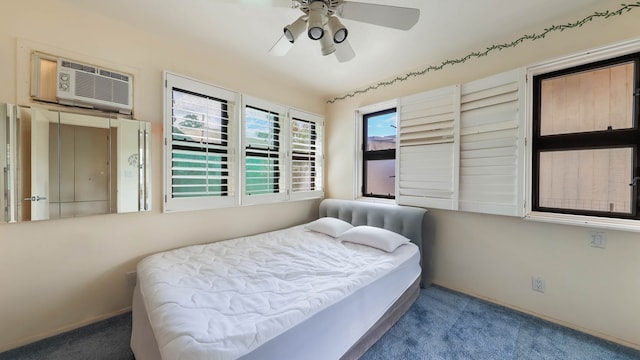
[61,60,96,74]
[98,69,129,82]
[95,76,113,102]
[75,71,95,98]
[56,57,133,114]
[113,81,130,105]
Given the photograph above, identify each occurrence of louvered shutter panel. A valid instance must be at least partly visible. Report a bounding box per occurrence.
[459,69,525,216]
[242,97,287,204]
[164,72,239,212]
[170,91,233,197]
[397,86,460,210]
[290,109,324,200]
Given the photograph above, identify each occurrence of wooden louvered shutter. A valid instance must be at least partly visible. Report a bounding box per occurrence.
[397,86,460,210]
[459,69,525,216]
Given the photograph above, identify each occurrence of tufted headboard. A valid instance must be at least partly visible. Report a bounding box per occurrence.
[318,199,434,287]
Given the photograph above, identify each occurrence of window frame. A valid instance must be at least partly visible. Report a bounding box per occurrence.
[525,38,640,230]
[163,72,240,212]
[163,72,324,213]
[289,108,324,201]
[359,106,397,200]
[532,52,640,219]
[241,96,288,205]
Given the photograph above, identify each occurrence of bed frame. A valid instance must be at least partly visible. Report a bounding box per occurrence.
[131,198,433,360]
[318,199,433,359]
[319,199,433,286]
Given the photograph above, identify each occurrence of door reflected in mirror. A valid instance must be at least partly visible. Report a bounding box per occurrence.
[0,104,150,223]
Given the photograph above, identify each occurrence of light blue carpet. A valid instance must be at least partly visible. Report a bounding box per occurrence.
[1,286,638,360]
[360,286,640,360]
[0,314,134,360]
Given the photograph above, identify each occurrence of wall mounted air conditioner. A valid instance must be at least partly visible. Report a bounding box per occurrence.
[56,58,133,115]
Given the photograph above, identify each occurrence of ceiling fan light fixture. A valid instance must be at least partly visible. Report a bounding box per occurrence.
[307,1,326,40]
[308,26,324,40]
[269,1,421,61]
[284,15,307,43]
[327,16,348,43]
[319,26,336,56]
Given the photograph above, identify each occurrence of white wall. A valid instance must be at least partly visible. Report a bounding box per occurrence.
[0,0,325,351]
[326,0,640,349]
[3,0,640,353]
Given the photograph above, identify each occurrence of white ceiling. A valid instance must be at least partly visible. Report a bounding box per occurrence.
[58,0,605,98]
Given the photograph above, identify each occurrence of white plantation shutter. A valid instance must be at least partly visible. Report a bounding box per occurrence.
[242,96,287,204]
[397,86,460,210]
[290,109,324,200]
[395,69,525,216]
[163,73,324,212]
[459,69,526,216]
[164,72,239,212]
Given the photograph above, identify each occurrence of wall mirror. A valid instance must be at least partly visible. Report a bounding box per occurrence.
[0,104,150,223]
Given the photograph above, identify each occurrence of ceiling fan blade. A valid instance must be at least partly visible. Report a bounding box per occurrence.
[269,35,294,56]
[242,0,295,6]
[334,40,355,63]
[214,0,295,7]
[336,2,420,31]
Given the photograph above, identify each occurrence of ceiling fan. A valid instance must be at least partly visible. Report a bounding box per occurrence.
[268,0,420,62]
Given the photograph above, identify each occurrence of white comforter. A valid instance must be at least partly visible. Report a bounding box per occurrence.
[137,225,418,360]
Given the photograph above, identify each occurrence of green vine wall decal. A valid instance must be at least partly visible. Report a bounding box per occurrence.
[327,2,640,104]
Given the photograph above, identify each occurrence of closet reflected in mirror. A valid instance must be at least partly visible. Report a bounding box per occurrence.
[0,104,150,223]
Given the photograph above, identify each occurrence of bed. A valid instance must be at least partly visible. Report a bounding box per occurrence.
[130,198,433,360]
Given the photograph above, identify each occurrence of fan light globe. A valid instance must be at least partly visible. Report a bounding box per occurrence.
[284,15,307,43]
[307,1,326,40]
[333,28,347,43]
[327,16,348,43]
[308,26,324,40]
[284,30,294,42]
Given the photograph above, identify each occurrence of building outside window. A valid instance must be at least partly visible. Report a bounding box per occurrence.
[532,52,640,220]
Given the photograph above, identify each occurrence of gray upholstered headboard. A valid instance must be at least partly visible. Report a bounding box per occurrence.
[319,199,434,287]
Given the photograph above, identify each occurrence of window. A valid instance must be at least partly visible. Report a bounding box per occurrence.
[290,109,324,200]
[532,52,640,220]
[171,89,230,197]
[164,74,238,212]
[242,97,287,204]
[291,118,317,192]
[164,72,323,212]
[362,108,397,198]
[351,40,640,229]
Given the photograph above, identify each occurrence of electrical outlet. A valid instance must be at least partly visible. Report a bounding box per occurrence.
[532,276,545,293]
[589,231,607,249]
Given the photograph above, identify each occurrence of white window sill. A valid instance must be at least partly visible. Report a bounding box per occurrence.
[356,197,396,205]
[525,211,640,232]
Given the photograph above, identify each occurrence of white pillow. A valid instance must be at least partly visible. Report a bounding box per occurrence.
[338,226,410,252]
[305,217,354,238]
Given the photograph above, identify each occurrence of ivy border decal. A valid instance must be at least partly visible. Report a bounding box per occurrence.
[327,2,640,104]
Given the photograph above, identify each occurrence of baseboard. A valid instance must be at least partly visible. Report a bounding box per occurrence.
[0,306,132,353]
[433,282,640,352]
